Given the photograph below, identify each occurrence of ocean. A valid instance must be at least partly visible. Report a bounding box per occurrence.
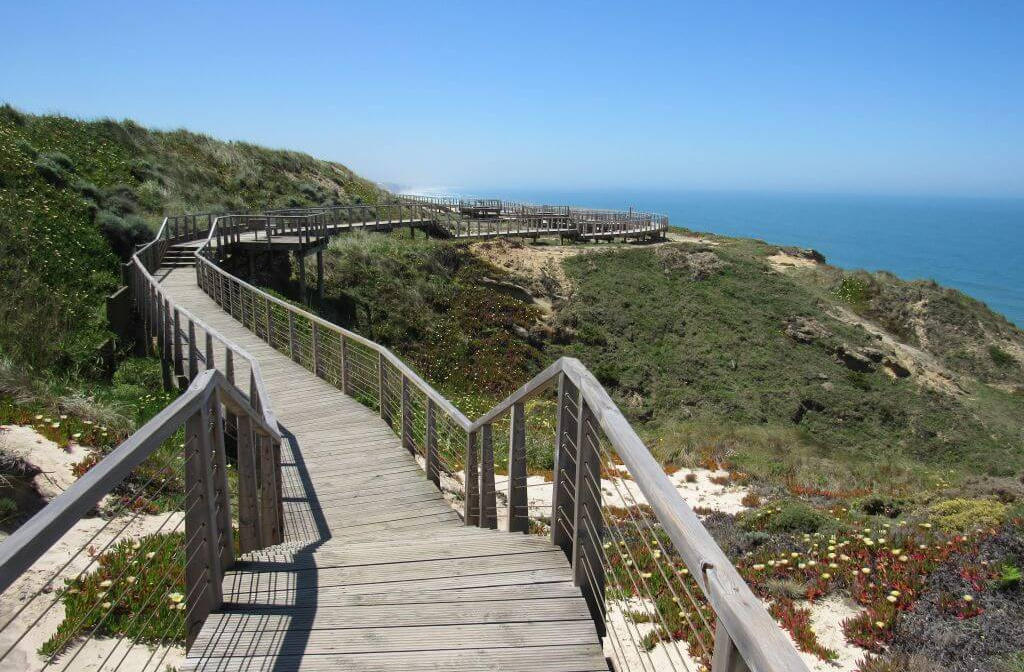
[463,189,1024,328]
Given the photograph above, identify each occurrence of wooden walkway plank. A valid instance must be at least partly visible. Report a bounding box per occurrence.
[156,266,604,671]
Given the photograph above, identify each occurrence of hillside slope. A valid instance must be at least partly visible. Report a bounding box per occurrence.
[0,105,381,377]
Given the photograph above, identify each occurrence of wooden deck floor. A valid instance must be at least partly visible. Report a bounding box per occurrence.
[157,266,605,671]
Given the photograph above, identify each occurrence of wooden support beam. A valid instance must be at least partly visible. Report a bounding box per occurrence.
[401,376,412,455]
[507,401,528,533]
[187,320,198,382]
[712,619,752,672]
[316,249,324,303]
[464,431,479,526]
[571,392,605,636]
[479,423,497,529]
[426,399,439,487]
[551,372,578,556]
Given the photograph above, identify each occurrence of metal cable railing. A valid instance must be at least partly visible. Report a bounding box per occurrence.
[0,367,281,671]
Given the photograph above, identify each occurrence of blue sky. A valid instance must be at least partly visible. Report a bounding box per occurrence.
[2,1,1022,196]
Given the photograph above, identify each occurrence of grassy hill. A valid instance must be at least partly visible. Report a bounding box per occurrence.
[0,104,380,378]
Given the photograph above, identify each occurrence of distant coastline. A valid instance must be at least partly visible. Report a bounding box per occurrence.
[435,188,1024,328]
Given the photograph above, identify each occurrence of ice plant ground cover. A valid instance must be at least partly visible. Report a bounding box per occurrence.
[600,494,1024,672]
[40,531,186,656]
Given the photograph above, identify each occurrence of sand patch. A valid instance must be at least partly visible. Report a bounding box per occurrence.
[485,466,751,530]
[0,512,185,672]
[827,304,965,396]
[666,232,721,246]
[1,425,90,502]
[604,597,705,672]
[768,251,820,272]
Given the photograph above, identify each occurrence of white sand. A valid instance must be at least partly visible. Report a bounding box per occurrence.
[802,596,869,672]
[0,509,186,672]
[1,425,90,501]
[487,466,752,530]
[604,597,706,672]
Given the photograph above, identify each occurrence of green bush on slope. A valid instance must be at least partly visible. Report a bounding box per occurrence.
[0,104,382,379]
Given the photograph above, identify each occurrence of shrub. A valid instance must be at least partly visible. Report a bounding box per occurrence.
[43,152,75,172]
[765,501,830,533]
[97,211,151,260]
[858,496,904,518]
[927,498,1007,533]
[997,563,1021,590]
[74,180,104,204]
[741,492,762,507]
[14,138,37,158]
[102,183,141,215]
[765,577,808,600]
[33,156,67,186]
[989,346,1017,368]
[834,274,875,309]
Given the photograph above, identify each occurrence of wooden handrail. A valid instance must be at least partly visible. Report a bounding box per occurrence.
[133,219,281,439]
[196,217,473,431]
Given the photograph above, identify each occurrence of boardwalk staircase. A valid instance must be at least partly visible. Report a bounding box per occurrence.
[0,203,808,672]
[161,245,198,268]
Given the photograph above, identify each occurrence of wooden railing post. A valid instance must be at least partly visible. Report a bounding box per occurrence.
[401,375,412,454]
[209,393,234,570]
[187,320,199,382]
[288,313,298,361]
[258,432,283,546]
[712,619,752,672]
[265,296,272,344]
[465,431,479,526]
[173,308,184,381]
[311,322,320,377]
[551,372,579,556]
[378,353,388,424]
[205,332,214,370]
[480,423,497,529]
[508,401,528,533]
[340,335,350,394]
[426,399,439,487]
[572,391,605,635]
[184,400,224,645]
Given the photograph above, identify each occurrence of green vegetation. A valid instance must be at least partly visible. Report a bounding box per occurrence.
[0,104,380,377]
[42,532,185,655]
[318,231,542,396]
[927,498,1008,533]
[742,500,832,534]
[553,239,1024,491]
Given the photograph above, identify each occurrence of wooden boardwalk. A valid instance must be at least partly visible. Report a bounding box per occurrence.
[156,266,606,671]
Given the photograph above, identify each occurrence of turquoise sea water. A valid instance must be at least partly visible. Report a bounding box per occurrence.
[472,189,1024,328]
